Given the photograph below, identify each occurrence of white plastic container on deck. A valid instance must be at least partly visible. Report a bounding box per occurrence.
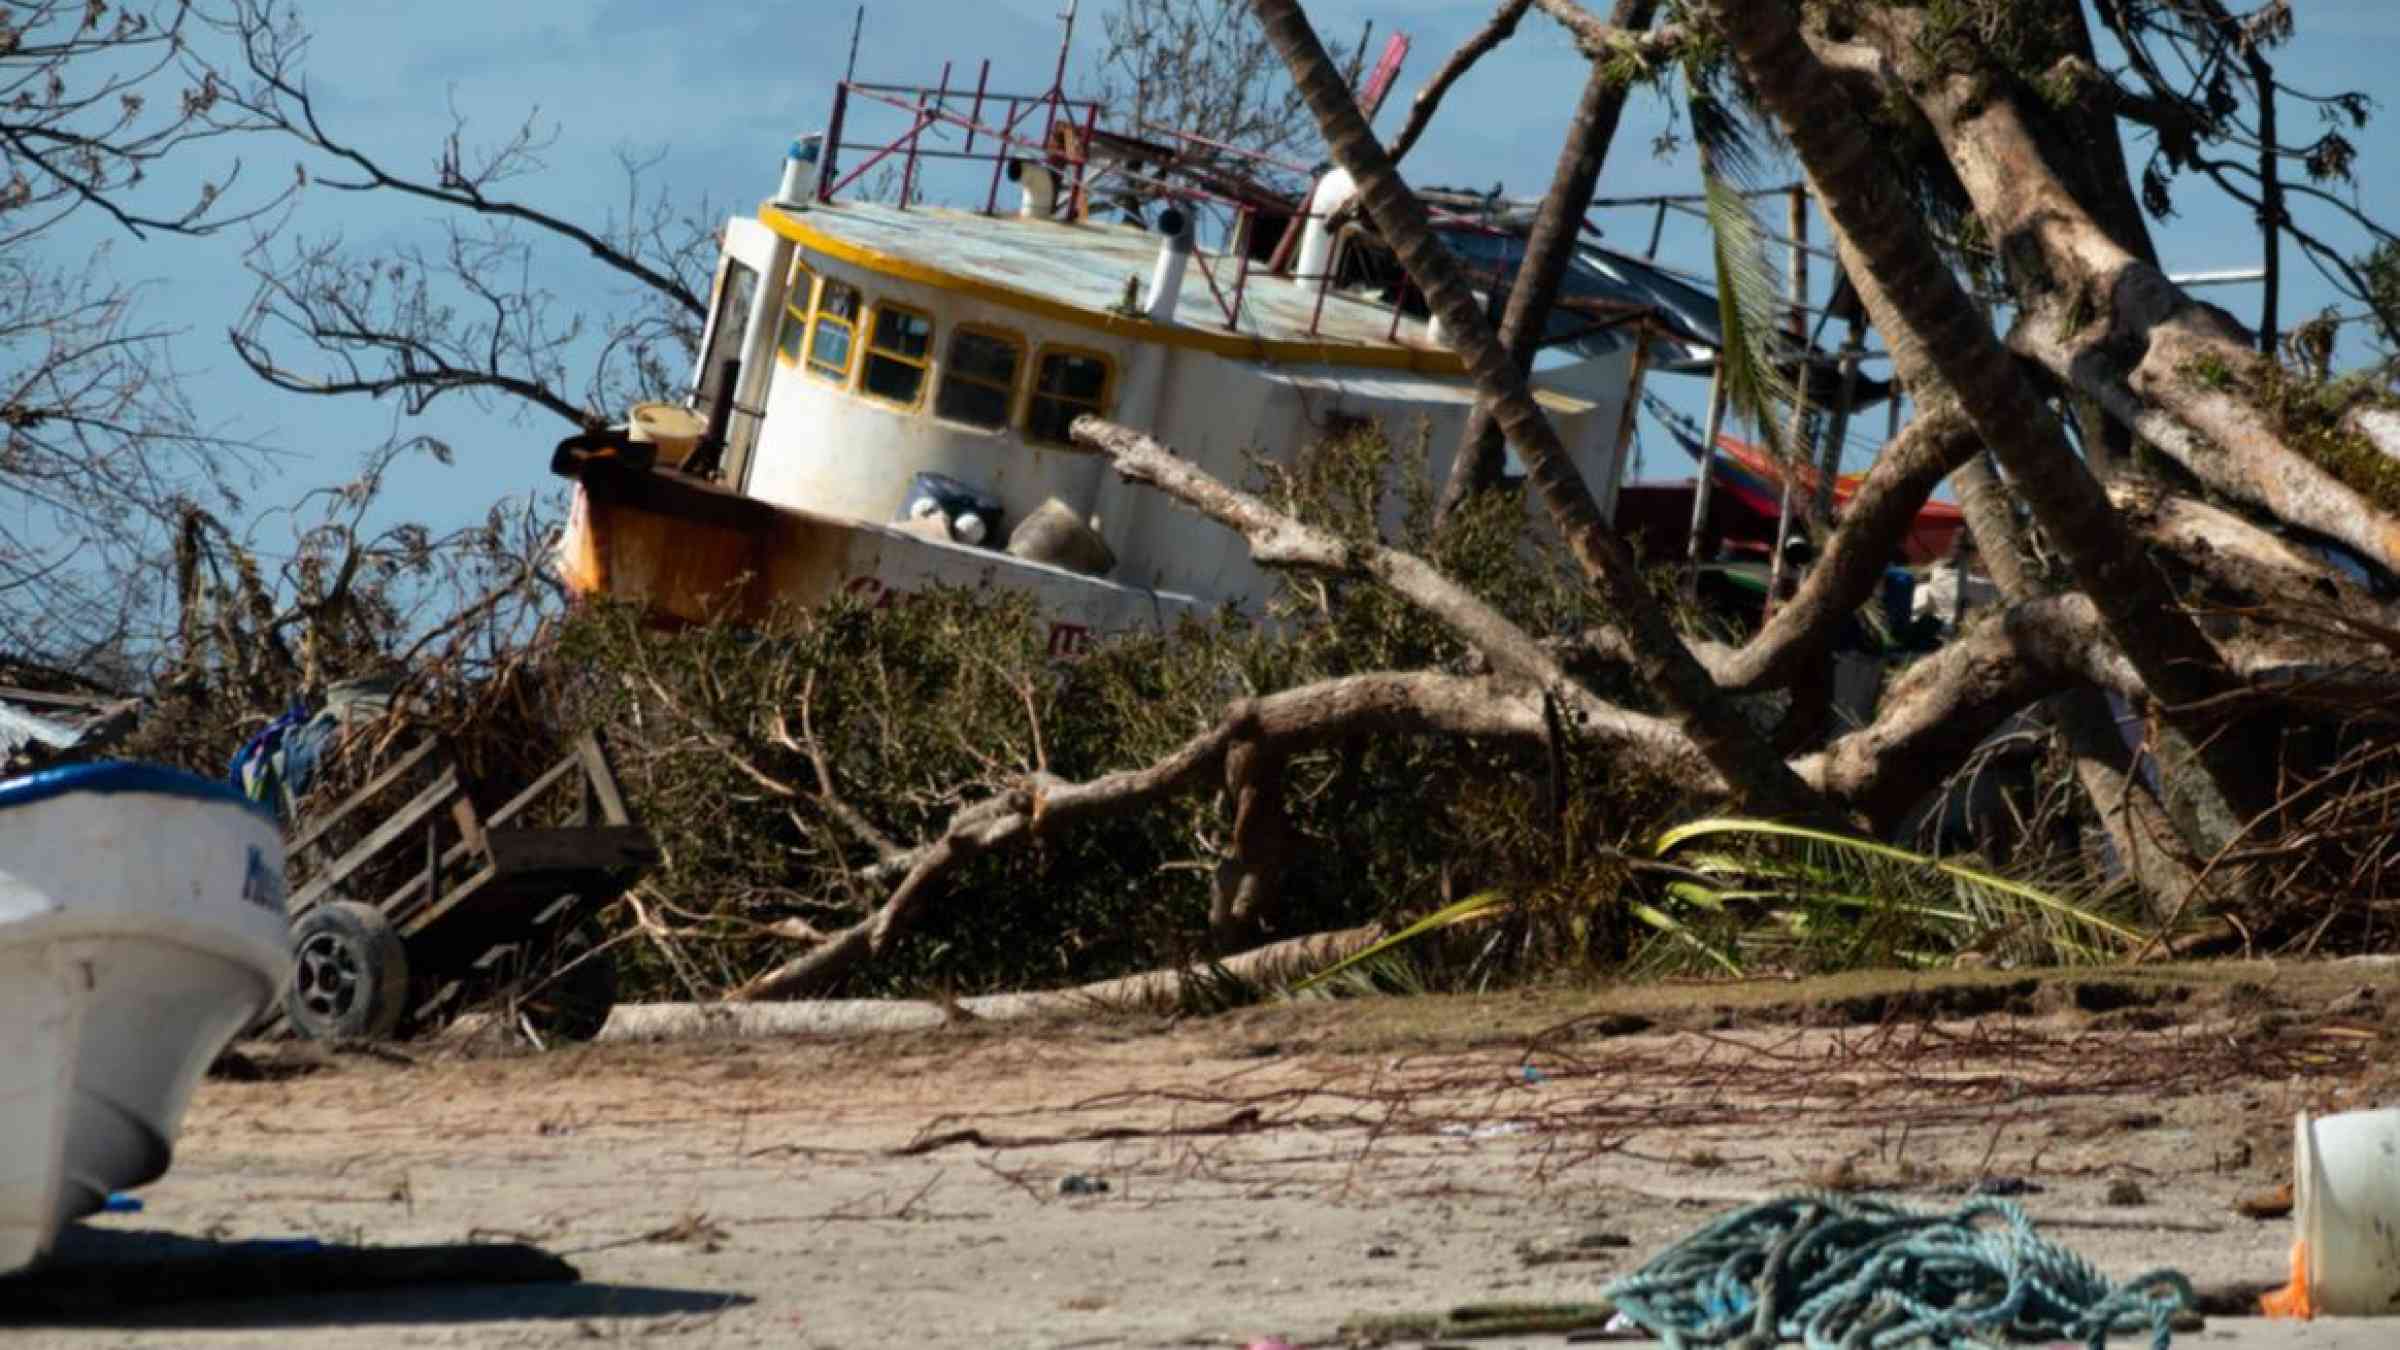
[2295,1107,2400,1316]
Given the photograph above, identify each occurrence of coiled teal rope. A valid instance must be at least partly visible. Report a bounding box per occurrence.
[1601,1193,2194,1350]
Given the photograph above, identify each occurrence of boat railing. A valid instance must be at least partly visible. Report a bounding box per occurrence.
[1127,119,1316,185]
[819,66,1106,215]
[814,67,1558,341]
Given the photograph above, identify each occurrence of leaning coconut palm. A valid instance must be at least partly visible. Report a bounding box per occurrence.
[1434,0,1661,530]
[1702,0,2275,873]
[1246,0,1827,824]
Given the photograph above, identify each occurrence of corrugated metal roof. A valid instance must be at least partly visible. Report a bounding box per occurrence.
[0,685,137,769]
[0,699,82,758]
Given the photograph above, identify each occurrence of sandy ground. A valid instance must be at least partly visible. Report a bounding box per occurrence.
[7,960,2400,1348]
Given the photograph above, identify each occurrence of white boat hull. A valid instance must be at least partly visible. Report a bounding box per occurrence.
[0,765,289,1275]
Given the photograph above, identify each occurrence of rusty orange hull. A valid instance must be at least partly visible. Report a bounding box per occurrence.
[554,463,1206,648]
[557,465,852,626]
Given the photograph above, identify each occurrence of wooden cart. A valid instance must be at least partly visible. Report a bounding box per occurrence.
[275,729,658,1041]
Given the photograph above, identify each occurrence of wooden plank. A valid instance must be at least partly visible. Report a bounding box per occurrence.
[374,835,480,928]
[486,826,659,877]
[576,732,634,826]
[484,753,583,829]
[450,796,488,860]
[286,767,461,917]
[396,862,500,938]
[0,684,112,711]
[424,816,442,929]
[284,737,443,863]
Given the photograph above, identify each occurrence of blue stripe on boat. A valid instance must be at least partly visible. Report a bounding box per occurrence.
[0,761,276,819]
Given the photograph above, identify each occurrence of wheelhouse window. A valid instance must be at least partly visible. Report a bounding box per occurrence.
[861,304,935,407]
[775,263,818,366]
[806,280,861,383]
[934,327,1022,428]
[1025,349,1113,445]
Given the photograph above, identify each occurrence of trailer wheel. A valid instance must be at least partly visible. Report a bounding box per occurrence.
[286,901,411,1040]
[512,926,618,1043]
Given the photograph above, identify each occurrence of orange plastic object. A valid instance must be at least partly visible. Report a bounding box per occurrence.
[2259,1237,2313,1319]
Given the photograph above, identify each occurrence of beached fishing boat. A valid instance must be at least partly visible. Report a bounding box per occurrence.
[549,30,1716,639]
[0,763,289,1274]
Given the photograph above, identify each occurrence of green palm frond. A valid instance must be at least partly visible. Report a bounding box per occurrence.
[1687,88,1763,181]
[1289,889,1515,995]
[1627,896,1746,975]
[1306,947,1432,1000]
[1693,101,1798,461]
[1654,817,2145,965]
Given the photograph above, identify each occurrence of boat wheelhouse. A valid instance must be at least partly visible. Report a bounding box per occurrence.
[552,48,1672,641]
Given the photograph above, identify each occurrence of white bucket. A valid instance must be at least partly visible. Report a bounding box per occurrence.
[2295,1107,2400,1316]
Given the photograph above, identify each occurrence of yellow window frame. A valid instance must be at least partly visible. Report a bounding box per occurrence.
[1024,343,1117,447]
[933,323,1025,429]
[806,279,862,384]
[858,301,937,410]
[775,260,819,369]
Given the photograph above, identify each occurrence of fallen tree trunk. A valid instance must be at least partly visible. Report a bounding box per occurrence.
[1067,415,1709,774]
[2008,302,2400,578]
[712,397,2400,1002]
[1799,595,2126,832]
[731,671,1573,1001]
[1955,449,2214,924]
[691,924,1387,1024]
[1707,401,1979,693]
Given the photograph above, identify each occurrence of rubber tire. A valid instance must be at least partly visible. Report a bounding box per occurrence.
[286,901,411,1041]
[511,928,618,1044]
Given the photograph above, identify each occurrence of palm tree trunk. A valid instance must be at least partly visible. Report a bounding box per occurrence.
[1713,0,2273,865]
[1433,0,1656,530]
[1951,453,2212,922]
[1247,0,1828,823]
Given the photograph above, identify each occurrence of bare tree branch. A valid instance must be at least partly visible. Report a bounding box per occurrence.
[0,1,294,244]
[224,10,704,319]
[1385,0,1532,165]
[734,670,1562,999]
[1527,0,1684,63]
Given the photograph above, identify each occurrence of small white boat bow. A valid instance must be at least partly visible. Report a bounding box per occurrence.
[0,762,290,1275]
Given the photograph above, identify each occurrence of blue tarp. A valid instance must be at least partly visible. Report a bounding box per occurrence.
[226,676,402,813]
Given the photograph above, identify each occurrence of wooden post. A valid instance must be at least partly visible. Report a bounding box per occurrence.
[1764,186,1813,614]
[1603,325,1656,526]
[424,816,443,918]
[1684,364,1729,573]
[1814,314,1867,529]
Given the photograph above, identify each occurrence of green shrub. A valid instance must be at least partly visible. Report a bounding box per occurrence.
[555,427,1697,999]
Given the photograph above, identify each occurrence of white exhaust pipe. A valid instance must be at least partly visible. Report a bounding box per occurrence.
[1293,166,1356,288]
[775,134,824,208]
[1143,208,1192,324]
[1009,159,1058,220]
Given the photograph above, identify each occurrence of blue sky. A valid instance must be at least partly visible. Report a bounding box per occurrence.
[38,0,2400,556]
